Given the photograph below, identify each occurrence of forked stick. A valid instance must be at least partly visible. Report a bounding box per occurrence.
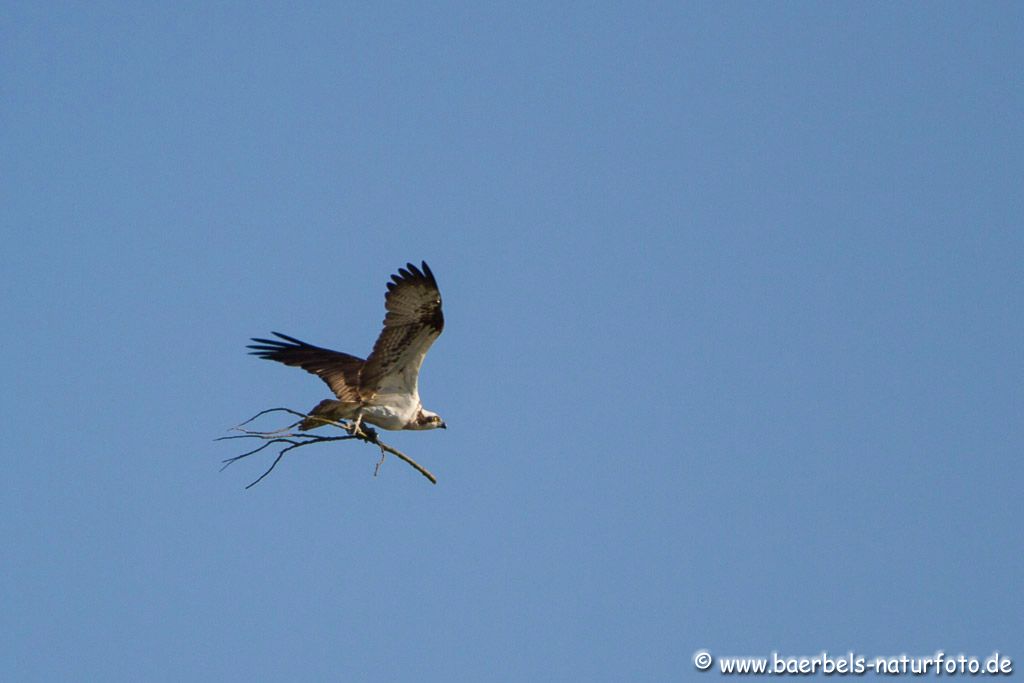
[217,408,437,488]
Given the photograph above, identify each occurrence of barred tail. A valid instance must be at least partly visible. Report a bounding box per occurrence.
[299,399,360,431]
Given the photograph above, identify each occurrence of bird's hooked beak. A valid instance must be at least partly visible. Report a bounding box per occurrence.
[440,421,447,429]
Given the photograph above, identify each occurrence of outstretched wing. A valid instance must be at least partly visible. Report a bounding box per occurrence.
[248,332,364,402]
[360,261,444,400]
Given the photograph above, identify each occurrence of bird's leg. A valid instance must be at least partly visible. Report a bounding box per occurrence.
[348,413,366,439]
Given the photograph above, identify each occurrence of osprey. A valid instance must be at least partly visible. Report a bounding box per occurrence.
[248,261,446,435]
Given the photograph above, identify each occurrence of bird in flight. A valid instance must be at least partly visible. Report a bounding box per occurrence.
[248,261,446,436]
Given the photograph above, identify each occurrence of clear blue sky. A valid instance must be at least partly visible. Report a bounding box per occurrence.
[3,2,1021,680]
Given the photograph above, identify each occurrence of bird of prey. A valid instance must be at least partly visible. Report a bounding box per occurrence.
[248,261,446,435]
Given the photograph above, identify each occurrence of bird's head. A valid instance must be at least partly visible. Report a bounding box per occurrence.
[411,409,447,430]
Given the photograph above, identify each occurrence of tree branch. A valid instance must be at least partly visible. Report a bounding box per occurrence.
[217,407,438,488]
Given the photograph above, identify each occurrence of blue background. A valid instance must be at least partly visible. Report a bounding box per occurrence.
[3,2,1021,680]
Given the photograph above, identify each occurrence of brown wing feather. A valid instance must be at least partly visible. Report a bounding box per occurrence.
[360,261,444,397]
[248,332,364,402]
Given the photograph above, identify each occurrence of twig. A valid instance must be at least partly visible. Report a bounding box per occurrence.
[217,407,438,487]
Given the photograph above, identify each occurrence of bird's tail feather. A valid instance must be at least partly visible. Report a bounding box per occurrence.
[299,399,361,431]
